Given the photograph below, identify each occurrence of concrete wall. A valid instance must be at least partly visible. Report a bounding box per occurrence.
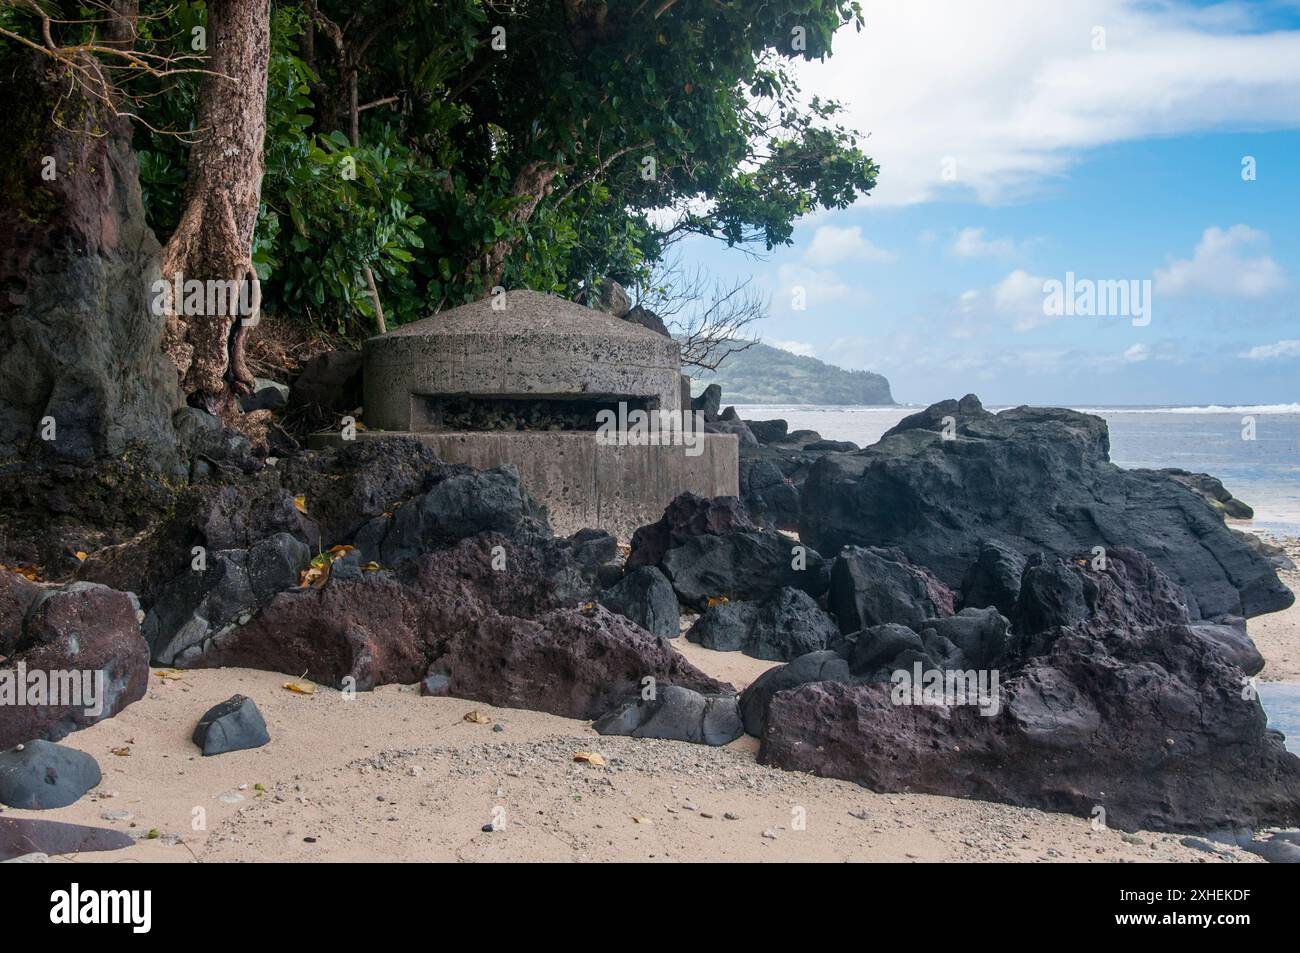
[363,291,682,432]
[309,431,739,539]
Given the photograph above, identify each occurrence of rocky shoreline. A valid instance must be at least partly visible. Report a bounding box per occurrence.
[3,393,1300,861]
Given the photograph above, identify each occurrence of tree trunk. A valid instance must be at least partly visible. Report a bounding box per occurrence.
[103,0,140,50]
[479,160,560,295]
[160,0,270,418]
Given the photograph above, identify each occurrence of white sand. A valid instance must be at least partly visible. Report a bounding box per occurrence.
[1250,570,1300,682]
[10,545,1298,863]
[5,664,1263,863]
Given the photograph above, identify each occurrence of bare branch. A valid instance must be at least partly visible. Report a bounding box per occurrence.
[632,255,769,371]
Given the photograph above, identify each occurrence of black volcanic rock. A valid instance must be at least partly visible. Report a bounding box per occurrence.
[594,685,743,746]
[1014,546,1191,637]
[180,535,728,719]
[626,494,757,571]
[691,384,722,421]
[685,587,840,661]
[960,541,1027,618]
[630,494,826,611]
[745,419,789,444]
[799,396,1293,620]
[0,740,102,809]
[600,566,680,639]
[829,546,956,632]
[739,650,850,738]
[657,531,829,610]
[192,695,270,756]
[738,458,800,531]
[1136,468,1255,520]
[759,622,1300,833]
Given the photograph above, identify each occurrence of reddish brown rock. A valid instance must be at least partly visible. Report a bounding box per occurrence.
[759,623,1300,833]
[0,578,150,750]
[0,816,134,861]
[183,535,728,717]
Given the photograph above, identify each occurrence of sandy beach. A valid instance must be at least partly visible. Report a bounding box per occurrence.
[4,646,1285,863]
[1246,534,1300,681]
[6,538,1297,864]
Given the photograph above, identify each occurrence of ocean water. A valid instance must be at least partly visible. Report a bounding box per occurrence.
[1258,683,1300,755]
[732,403,1300,536]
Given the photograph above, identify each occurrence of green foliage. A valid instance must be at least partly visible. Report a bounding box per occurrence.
[692,341,895,405]
[6,0,878,339]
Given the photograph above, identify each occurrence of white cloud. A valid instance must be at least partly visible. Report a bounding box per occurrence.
[952,227,1017,259]
[774,262,858,313]
[804,225,896,264]
[993,269,1053,331]
[1239,339,1300,360]
[1122,343,1150,363]
[1155,225,1287,298]
[769,339,818,357]
[948,269,1053,334]
[796,1,1300,206]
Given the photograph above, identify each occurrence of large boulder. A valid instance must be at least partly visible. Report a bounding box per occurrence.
[759,622,1300,833]
[745,419,789,444]
[828,546,955,632]
[423,605,729,720]
[799,396,1293,620]
[627,494,828,609]
[739,650,851,737]
[657,530,829,610]
[738,457,800,531]
[351,464,544,565]
[593,685,743,746]
[178,535,728,718]
[705,416,759,448]
[624,304,671,337]
[0,740,102,809]
[685,587,840,661]
[192,695,270,756]
[0,577,150,750]
[691,384,722,422]
[959,541,1027,618]
[626,494,757,571]
[600,567,680,639]
[144,532,309,664]
[1014,546,1191,637]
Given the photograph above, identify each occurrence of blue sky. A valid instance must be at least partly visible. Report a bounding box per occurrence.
[684,0,1300,406]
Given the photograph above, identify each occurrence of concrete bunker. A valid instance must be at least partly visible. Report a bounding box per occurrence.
[322,290,738,537]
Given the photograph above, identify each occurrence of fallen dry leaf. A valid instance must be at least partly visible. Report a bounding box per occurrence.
[110,746,130,757]
[706,596,730,607]
[293,494,308,515]
[154,669,186,681]
[327,544,355,556]
[573,751,606,767]
[299,554,332,589]
[463,710,492,724]
[283,680,316,695]
[361,561,381,572]
[74,551,87,561]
